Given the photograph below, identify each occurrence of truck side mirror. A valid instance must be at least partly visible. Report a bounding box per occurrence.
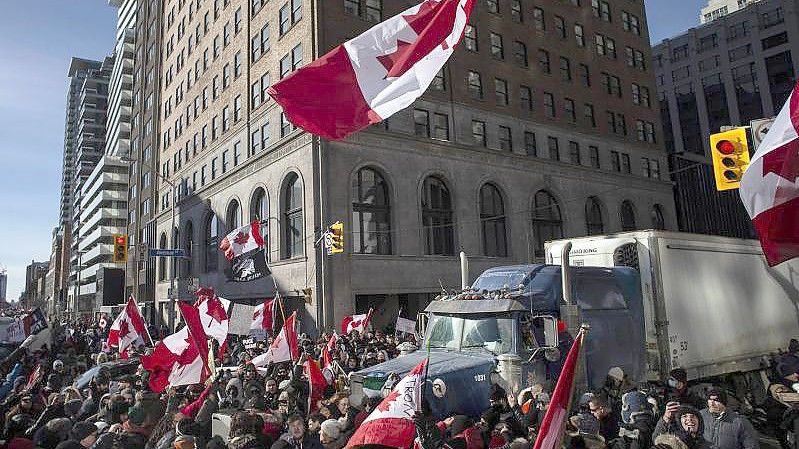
[533,315,559,348]
[416,312,428,337]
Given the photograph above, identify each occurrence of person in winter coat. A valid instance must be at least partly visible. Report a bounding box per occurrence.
[318,420,346,449]
[663,370,704,411]
[589,396,620,444]
[653,405,711,449]
[228,411,271,449]
[92,405,151,449]
[272,415,323,449]
[611,391,655,449]
[699,388,759,449]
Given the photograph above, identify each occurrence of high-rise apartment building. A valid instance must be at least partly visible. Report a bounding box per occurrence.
[653,0,797,237]
[0,269,7,304]
[23,261,49,310]
[127,0,164,320]
[65,56,112,316]
[152,0,674,331]
[701,0,763,24]
[44,228,70,315]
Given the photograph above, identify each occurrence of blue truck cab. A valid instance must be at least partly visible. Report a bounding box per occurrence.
[349,264,645,419]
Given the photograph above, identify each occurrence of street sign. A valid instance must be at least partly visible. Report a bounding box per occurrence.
[148,248,186,258]
[750,118,775,151]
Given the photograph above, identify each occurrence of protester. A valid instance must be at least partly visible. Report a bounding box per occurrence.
[699,388,758,449]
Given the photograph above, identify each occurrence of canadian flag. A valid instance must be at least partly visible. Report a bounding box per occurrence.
[194,287,230,346]
[342,309,373,335]
[322,332,338,369]
[251,298,277,333]
[140,302,211,392]
[219,220,264,261]
[268,0,475,140]
[303,357,328,412]
[107,297,150,359]
[252,311,299,367]
[740,81,799,266]
[346,358,427,449]
[532,330,585,449]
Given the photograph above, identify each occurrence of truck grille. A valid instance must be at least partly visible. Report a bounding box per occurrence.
[613,243,639,271]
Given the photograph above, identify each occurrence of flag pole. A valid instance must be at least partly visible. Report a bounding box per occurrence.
[133,295,155,347]
[272,277,287,323]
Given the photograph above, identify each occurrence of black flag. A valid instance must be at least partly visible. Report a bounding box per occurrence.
[226,248,271,282]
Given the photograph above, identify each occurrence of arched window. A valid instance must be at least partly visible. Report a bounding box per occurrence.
[652,204,666,230]
[205,214,219,272]
[422,176,454,255]
[620,200,637,231]
[172,227,180,278]
[184,221,194,276]
[585,197,604,236]
[158,232,167,281]
[532,190,563,258]
[251,188,269,260]
[226,199,241,232]
[352,167,391,254]
[480,183,507,257]
[283,173,304,259]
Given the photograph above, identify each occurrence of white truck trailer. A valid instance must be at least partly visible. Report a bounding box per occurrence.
[546,231,799,390]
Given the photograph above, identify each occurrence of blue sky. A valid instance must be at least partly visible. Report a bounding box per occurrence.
[0,0,703,302]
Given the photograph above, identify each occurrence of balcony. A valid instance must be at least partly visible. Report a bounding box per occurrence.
[81,243,113,265]
[78,225,126,251]
[81,208,126,232]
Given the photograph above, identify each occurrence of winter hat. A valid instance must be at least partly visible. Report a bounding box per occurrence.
[669,368,688,384]
[174,435,196,449]
[707,387,727,405]
[53,360,64,371]
[320,419,341,440]
[570,412,600,435]
[608,367,625,382]
[127,404,147,426]
[621,391,651,424]
[69,422,97,442]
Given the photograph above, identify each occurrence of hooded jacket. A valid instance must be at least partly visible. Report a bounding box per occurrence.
[698,409,758,449]
[652,406,711,449]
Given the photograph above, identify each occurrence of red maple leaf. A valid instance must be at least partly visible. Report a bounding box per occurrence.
[377,40,414,75]
[234,231,250,246]
[118,320,130,340]
[252,308,261,320]
[205,297,228,324]
[763,140,799,182]
[402,0,438,36]
[176,338,200,365]
[377,389,400,412]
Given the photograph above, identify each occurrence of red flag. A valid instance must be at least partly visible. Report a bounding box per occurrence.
[251,298,276,332]
[342,309,373,335]
[252,311,299,366]
[219,220,265,261]
[740,80,799,266]
[303,357,328,412]
[178,302,211,378]
[346,359,427,449]
[268,0,475,140]
[107,296,150,358]
[532,331,585,449]
[140,326,207,392]
[193,288,230,346]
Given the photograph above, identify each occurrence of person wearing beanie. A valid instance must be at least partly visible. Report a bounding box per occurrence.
[173,435,196,449]
[653,405,710,449]
[698,387,758,449]
[664,368,704,410]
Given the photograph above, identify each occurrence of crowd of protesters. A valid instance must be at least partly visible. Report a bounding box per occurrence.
[2,315,798,449]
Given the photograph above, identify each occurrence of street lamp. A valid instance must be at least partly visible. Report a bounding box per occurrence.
[120,155,178,332]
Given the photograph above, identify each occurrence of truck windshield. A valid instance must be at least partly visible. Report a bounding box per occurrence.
[425,314,514,355]
[471,270,527,291]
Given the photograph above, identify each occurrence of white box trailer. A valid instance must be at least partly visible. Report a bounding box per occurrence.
[546,231,799,383]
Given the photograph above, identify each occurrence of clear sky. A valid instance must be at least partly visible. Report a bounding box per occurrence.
[0,0,704,303]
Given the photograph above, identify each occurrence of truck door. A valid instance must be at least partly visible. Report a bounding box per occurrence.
[519,313,547,389]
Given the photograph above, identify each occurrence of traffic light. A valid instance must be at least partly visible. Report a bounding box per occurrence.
[113,234,128,263]
[302,287,313,305]
[328,221,344,254]
[709,128,751,191]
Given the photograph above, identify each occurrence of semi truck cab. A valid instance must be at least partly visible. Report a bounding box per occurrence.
[350,263,645,419]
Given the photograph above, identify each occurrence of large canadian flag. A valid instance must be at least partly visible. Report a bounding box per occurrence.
[740,81,799,266]
[140,303,211,392]
[107,297,150,358]
[346,358,427,449]
[303,357,329,412]
[194,287,231,346]
[268,0,475,140]
[532,331,585,449]
[219,220,265,261]
[252,311,299,367]
[250,298,277,333]
[342,309,373,335]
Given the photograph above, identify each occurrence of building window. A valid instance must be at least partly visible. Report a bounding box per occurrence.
[575,24,585,47]
[472,120,487,147]
[513,41,528,67]
[205,214,219,272]
[532,190,562,258]
[652,204,666,230]
[352,167,392,254]
[533,7,545,30]
[539,49,551,73]
[432,68,447,91]
[520,85,533,111]
[467,70,482,99]
[495,78,509,105]
[280,113,293,137]
[498,125,512,151]
[585,197,604,235]
[284,173,304,258]
[251,187,270,258]
[490,32,504,59]
[226,199,241,232]
[524,131,537,156]
[159,233,168,280]
[422,176,455,255]
[433,113,449,141]
[569,141,580,164]
[589,145,600,168]
[560,57,571,81]
[234,95,242,121]
[464,24,478,52]
[183,222,194,276]
[547,136,559,160]
[413,109,430,137]
[584,103,596,127]
[620,200,636,231]
[486,0,499,14]
[564,98,576,123]
[544,92,555,117]
[480,183,507,257]
[511,0,522,22]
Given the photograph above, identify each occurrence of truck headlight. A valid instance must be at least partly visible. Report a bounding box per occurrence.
[432,378,447,398]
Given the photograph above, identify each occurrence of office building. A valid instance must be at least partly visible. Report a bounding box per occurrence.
[701,0,764,24]
[152,0,674,331]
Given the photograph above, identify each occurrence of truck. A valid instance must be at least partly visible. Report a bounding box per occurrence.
[546,230,799,403]
[350,262,649,419]
[350,231,799,419]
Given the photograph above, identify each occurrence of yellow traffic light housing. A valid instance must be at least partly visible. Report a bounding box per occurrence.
[329,221,344,254]
[709,128,751,191]
[113,234,128,263]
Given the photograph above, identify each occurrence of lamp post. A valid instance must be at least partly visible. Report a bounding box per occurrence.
[121,156,178,332]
